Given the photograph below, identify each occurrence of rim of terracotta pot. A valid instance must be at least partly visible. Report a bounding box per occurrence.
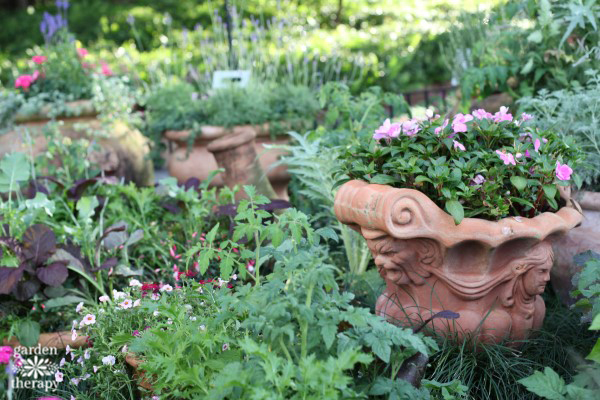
[164,122,277,142]
[14,99,97,123]
[334,180,583,248]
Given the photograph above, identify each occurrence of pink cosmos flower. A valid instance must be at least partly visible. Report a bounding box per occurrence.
[493,106,513,123]
[452,113,473,133]
[14,75,35,89]
[77,48,89,58]
[496,150,516,166]
[434,119,449,135]
[32,55,47,64]
[401,119,421,137]
[472,109,492,120]
[556,161,573,181]
[453,140,466,151]
[373,118,401,140]
[534,139,541,152]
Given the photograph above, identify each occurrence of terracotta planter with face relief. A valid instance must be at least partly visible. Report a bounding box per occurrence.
[334,180,582,344]
[3,331,88,349]
[164,124,290,199]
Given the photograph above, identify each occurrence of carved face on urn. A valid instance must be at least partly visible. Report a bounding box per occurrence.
[522,262,551,296]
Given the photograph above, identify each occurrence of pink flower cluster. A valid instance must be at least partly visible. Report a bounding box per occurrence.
[15,70,40,90]
[373,118,421,140]
[0,346,13,364]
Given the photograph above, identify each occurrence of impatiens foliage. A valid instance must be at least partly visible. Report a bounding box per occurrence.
[337,107,581,223]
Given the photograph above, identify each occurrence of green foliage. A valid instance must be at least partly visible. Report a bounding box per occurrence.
[571,251,600,322]
[519,71,600,188]
[337,111,581,223]
[518,367,596,400]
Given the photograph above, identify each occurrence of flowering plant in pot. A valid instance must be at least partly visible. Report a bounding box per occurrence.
[0,3,153,186]
[333,107,583,344]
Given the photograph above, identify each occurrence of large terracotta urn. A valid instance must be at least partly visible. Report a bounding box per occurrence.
[334,180,582,344]
[552,191,600,305]
[164,124,289,199]
[0,100,154,186]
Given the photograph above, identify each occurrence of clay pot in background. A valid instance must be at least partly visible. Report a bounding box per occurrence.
[164,124,290,200]
[3,331,88,349]
[334,180,582,344]
[0,100,154,186]
[207,129,278,200]
[125,353,154,390]
[552,190,600,306]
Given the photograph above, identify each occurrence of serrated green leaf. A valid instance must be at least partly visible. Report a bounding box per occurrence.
[518,367,566,400]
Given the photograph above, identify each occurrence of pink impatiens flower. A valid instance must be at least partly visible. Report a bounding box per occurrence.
[493,106,513,123]
[100,62,113,76]
[32,55,47,64]
[434,119,449,135]
[496,150,516,166]
[452,113,473,133]
[555,161,573,181]
[534,139,541,152]
[472,174,486,185]
[373,118,401,140]
[401,119,421,137]
[521,112,534,122]
[77,48,89,58]
[472,109,492,120]
[453,140,466,151]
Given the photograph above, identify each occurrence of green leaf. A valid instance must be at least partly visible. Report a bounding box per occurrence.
[76,196,99,221]
[518,367,567,400]
[543,184,557,200]
[370,174,396,185]
[414,175,433,184]
[527,31,543,44]
[44,295,87,309]
[17,320,40,347]
[315,227,339,243]
[590,314,600,330]
[585,339,600,363]
[0,152,30,193]
[510,176,528,191]
[445,200,464,225]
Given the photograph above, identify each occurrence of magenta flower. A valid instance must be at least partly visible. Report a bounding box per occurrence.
[32,55,47,64]
[493,106,513,123]
[525,149,531,158]
[77,48,89,58]
[555,161,573,181]
[452,113,473,133]
[453,140,466,151]
[401,119,421,137]
[0,346,12,364]
[14,74,36,90]
[472,109,492,120]
[534,139,541,152]
[101,62,113,76]
[434,119,449,135]
[373,118,401,140]
[496,150,516,166]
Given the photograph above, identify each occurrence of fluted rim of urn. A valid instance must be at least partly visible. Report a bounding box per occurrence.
[333,180,583,248]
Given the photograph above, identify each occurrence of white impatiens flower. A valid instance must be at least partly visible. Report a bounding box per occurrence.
[82,314,96,325]
[199,324,206,331]
[93,365,99,373]
[59,358,65,367]
[159,284,173,292]
[153,310,160,317]
[133,299,141,307]
[55,371,63,382]
[75,302,84,313]
[71,330,78,341]
[102,355,116,366]
[121,345,128,353]
[189,316,197,321]
[71,377,80,386]
[65,345,71,355]
[231,274,237,281]
[167,318,173,325]
[120,299,133,309]
[112,290,126,300]
[151,293,160,300]
[99,295,110,302]
[217,278,228,287]
[84,349,91,360]
[129,279,142,287]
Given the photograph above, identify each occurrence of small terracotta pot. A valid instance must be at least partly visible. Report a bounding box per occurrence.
[552,190,600,305]
[207,129,278,200]
[334,180,582,344]
[125,353,153,390]
[0,100,154,186]
[2,331,88,349]
[164,124,290,199]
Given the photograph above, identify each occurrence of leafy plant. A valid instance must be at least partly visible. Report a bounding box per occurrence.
[336,108,581,223]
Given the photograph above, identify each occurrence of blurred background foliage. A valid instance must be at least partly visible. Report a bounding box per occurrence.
[0,0,498,93]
